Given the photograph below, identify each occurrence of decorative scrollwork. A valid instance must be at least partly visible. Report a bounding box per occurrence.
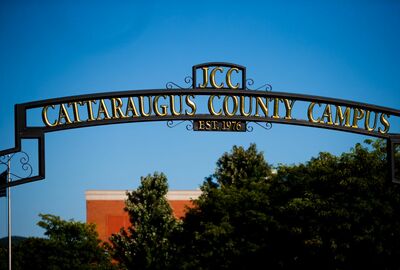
[246,122,273,131]
[184,76,193,86]
[246,125,254,132]
[166,120,193,131]
[166,76,193,90]
[255,83,273,91]
[186,121,193,131]
[246,78,272,91]
[166,120,186,128]
[255,122,273,130]
[246,78,255,89]
[0,151,33,180]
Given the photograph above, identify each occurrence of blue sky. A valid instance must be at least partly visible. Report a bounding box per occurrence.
[0,1,399,237]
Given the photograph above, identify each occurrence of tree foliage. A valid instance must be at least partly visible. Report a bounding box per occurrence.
[176,144,275,269]
[0,214,114,270]
[175,141,400,270]
[38,214,115,269]
[212,144,272,187]
[13,140,394,270]
[110,172,179,270]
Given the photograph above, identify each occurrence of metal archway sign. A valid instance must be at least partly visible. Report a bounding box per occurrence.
[1,62,400,188]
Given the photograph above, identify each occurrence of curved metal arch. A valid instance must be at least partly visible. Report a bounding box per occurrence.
[1,87,399,188]
[21,88,400,116]
[16,88,399,137]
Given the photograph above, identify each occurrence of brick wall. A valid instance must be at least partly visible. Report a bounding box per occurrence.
[86,190,201,242]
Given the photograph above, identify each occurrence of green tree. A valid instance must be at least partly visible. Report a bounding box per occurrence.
[37,214,115,270]
[110,172,179,270]
[268,139,400,269]
[212,144,272,187]
[9,237,52,270]
[177,141,400,270]
[176,144,275,269]
[0,214,115,270]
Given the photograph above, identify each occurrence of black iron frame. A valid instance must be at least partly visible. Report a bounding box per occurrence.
[192,62,247,89]
[1,63,399,188]
[389,135,400,184]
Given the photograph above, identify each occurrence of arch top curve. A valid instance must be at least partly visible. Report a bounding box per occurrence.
[1,62,399,188]
[17,88,399,138]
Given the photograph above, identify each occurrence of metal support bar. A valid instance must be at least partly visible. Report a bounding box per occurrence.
[8,156,11,270]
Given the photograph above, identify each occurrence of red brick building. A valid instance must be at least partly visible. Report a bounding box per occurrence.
[86,190,201,242]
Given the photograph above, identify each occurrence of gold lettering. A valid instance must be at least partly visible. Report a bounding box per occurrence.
[223,96,239,117]
[364,110,378,132]
[307,102,321,123]
[282,99,296,120]
[111,98,127,119]
[255,97,268,117]
[351,108,365,128]
[125,97,139,117]
[199,120,205,130]
[96,99,111,120]
[170,95,183,116]
[80,100,97,121]
[226,68,239,89]
[210,67,224,88]
[139,96,152,117]
[58,104,72,125]
[42,105,58,127]
[378,113,390,134]
[334,106,351,127]
[211,120,218,130]
[185,95,196,116]
[272,98,280,119]
[320,104,333,125]
[67,102,82,123]
[154,95,168,117]
[208,95,222,116]
[199,67,209,88]
[240,96,252,117]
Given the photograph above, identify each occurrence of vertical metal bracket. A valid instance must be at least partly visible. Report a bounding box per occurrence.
[388,135,400,184]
